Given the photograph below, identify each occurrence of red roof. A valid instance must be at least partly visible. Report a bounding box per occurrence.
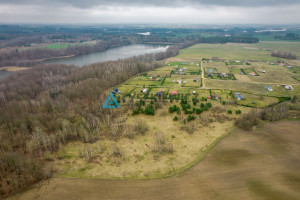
[170,91,177,95]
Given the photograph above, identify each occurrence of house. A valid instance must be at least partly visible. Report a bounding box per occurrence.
[284,85,293,90]
[235,92,245,100]
[266,86,273,91]
[111,88,120,94]
[221,73,227,77]
[170,91,177,95]
[249,72,256,76]
[214,95,221,100]
[208,68,214,73]
[156,92,163,97]
[193,91,196,95]
[196,64,199,66]
[177,80,182,84]
[182,62,186,65]
[207,73,213,78]
[183,80,186,84]
[150,76,156,80]
[260,70,266,73]
[194,78,199,82]
[141,88,148,94]
[207,96,211,100]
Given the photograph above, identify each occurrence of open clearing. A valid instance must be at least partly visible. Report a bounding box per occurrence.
[8,120,300,200]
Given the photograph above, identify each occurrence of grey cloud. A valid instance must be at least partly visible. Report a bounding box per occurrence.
[1,0,300,8]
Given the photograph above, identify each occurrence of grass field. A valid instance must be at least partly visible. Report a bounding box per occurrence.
[177,42,300,61]
[8,121,300,200]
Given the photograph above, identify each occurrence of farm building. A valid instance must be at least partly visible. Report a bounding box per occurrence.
[284,85,293,90]
[266,86,273,91]
[141,88,148,94]
[111,88,120,94]
[208,68,214,73]
[156,92,163,97]
[235,92,245,100]
[170,91,178,95]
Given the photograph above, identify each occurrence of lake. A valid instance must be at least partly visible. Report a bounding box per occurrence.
[44,44,168,67]
[0,44,168,79]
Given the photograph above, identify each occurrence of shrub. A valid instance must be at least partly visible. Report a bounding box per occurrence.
[187,115,196,122]
[145,104,155,115]
[134,119,149,135]
[173,116,179,121]
[235,110,242,114]
[196,108,203,114]
[169,105,180,113]
[111,144,124,158]
[200,103,205,108]
[206,102,212,108]
[235,110,262,130]
[228,110,232,114]
[222,101,226,105]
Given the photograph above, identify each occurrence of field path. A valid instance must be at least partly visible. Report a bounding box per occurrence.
[7,120,300,200]
[201,61,206,88]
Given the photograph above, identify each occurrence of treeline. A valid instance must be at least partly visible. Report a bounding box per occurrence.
[0,37,131,67]
[197,36,259,43]
[271,50,298,59]
[274,33,300,40]
[235,97,300,130]
[0,41,187,198]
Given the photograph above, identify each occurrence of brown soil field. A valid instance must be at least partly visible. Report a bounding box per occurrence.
[7,120,300,200]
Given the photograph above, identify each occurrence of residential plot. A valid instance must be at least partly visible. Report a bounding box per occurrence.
[124,76,163,86]
[235,93,279,108]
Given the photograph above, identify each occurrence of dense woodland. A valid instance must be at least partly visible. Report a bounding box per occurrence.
[0,41,185,197]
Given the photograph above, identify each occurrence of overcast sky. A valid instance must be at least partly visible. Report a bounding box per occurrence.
[0,0,299,24]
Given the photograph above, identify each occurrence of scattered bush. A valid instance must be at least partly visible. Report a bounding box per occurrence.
[235,110,242,114]
[134,119,149,135]
[173,116,179,121]
[187,115,196,122]
[227,110,232,114]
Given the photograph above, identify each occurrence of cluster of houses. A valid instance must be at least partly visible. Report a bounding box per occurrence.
[172,79,186,84]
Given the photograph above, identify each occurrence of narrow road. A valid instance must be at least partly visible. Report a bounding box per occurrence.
[201,61,206,88]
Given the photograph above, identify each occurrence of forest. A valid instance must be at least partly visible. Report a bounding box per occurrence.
[0,41,184,197]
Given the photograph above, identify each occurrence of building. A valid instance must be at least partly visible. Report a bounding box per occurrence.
[266,86,273,91]
[141,88,147,94]
[111,88,120,94]
[170,91,177,95]
[194,78,199,82]
[249,72,256,76]
[235,92,245,100]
